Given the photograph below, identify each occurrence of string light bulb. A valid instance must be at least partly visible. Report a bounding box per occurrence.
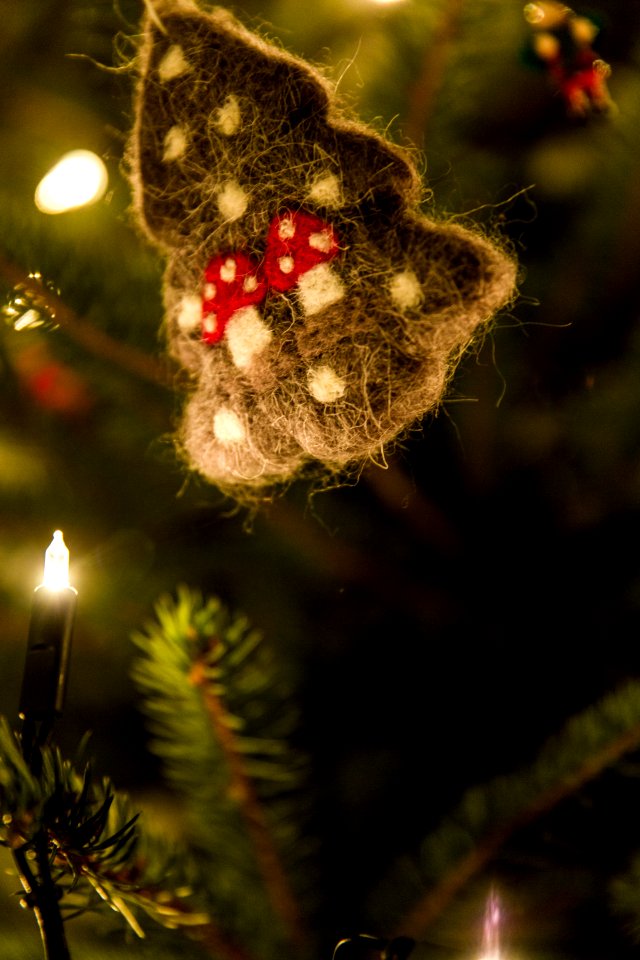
[42,530,71,591]
[479,889,502,960]
[19,531,77,720]
[35,149,108,214]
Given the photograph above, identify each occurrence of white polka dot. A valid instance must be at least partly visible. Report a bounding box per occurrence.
[278,218,296,240]
[225,306,272,370]
[213,408,245,445]
[308,230,332,253]
[202,313,218,335]
[243,275,258,293]
[177,295,202,333]
[307,365,346,403]
[214,95,242,136]
[307,173,342,208]
[217,181,248,222]
[220,258,237,283]
[203,282,216,300]
[296,263,345,316]
[162,125,187,162]
[389,270,422,310]
[278,256,295,275]
[157,45,191,82]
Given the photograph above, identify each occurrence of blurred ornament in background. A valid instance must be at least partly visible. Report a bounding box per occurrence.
[2,275,94,417]
[13,342,94,419]
[523,2,613,116]
[332,935,416,960]
[2,273,59,333]
[34,149,108,215]
[11,340,95,417]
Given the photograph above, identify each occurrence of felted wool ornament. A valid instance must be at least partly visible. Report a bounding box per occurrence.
[130,0,517,497]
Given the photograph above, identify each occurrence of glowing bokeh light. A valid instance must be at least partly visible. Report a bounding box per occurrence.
[524,3,545,24]
[35,150,108,214]
[479,889,502,960]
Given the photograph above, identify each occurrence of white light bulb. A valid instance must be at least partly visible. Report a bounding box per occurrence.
[42,530,71,591]
[479,890,502,960]
[35,150,108,214]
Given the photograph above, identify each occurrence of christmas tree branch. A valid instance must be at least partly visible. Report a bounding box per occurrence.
[1,718,226,954]
[190,657,307,952]
[103,879,254,960]
[156,902,254,960]
[131,589,310,960]
[7,721,73,960]
[197,930,263,960]
[383,681,640,938]
[0,252,172,389]
[14,837,72,960]
[404,0,466,146]
[364,462,459,554]
[264,500,445,622]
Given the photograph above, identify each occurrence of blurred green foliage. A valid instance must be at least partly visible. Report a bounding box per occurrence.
[1,1,640,958]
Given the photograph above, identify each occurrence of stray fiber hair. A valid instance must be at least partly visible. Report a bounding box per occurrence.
[129,0,517,500]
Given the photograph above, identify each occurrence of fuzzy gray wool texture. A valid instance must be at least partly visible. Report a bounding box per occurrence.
[130,0,517,499]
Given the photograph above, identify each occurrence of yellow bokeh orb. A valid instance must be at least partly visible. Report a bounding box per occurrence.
[35,150,108,214]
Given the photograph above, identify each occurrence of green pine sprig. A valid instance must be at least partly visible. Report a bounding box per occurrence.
[0,718,209,939]
[131,587,311,958]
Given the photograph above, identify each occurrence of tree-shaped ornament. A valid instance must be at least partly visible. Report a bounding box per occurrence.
[130,0,517,497]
